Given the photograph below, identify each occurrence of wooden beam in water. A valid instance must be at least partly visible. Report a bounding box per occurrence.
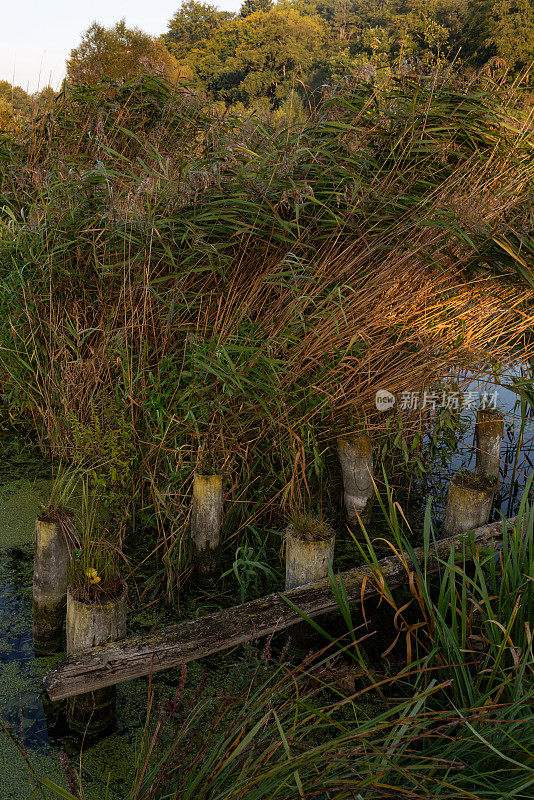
[43,517,515,701]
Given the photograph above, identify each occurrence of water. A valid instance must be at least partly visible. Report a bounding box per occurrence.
[430,368,534,517]
[0,438,151,800]
[0,370,532,798]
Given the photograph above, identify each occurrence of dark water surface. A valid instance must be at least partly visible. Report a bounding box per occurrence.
[435,369,534,516]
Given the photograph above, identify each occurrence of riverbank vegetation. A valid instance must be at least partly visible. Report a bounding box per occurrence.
[5,488,533,798]
[110,494,534,800]
[0,10,533,795]
[1,70,533,599]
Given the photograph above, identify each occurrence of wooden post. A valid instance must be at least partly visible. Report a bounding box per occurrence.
[191,473,223,581]
[43,516,516,702]
[33,517,70,655]
[443,471,496,537]
[285,518,336,649]
[66,584,127,736]
[337,434,374,527]
[475,408,504,481]
[285,520,335,590]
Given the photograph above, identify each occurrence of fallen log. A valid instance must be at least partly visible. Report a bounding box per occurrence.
[43,516,516,701]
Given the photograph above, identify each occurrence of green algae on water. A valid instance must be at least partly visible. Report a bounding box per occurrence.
[0,478,53,550]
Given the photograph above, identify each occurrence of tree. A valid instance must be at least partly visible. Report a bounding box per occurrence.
[33,86,56,110]
[462,0,534,72]
[0,81,31,114]
[196,8,327,106]
[0,83,31,130]
[66,20,179,84]
[159,0,532,109]
[165,1,234,61]
[240,0,274,17]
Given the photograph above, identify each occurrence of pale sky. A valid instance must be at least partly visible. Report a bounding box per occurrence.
[1,0,242,93]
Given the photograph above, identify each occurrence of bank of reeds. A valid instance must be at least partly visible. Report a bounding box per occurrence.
[0,71,533,594]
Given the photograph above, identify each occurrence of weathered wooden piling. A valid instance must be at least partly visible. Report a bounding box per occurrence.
[43,516,516,701]
[285,519,335,591]
[475,408,504,480]
[191,473,223,581]
[337,434,374,527]
[443,470,496,536]
[285,517,335,649]
[66,583,127,736]
[33,517,70,655]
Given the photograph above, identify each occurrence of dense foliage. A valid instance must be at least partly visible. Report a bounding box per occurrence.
[163,0,534,110]
[66,20,180,85]
[14,494,534,799]
[0,72,532,598]
[0,9,532,799]
[3,1,533,125]
[0,81,54,129]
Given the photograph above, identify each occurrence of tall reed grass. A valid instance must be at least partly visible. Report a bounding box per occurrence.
[0,70,533,594]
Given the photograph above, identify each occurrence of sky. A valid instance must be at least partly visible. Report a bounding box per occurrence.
[1,0,241,93]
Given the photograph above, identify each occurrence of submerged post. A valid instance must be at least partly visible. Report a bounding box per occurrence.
[33,516,70,655]
[443,470,496,537]
[337,434,374,527]
[191,473,223,581]
[66,584,128,736]
[475,408,504,481]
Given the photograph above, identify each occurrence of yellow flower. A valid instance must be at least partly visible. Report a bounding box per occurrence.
[85,567,101,584]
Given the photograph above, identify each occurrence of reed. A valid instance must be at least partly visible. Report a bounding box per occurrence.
[0,70,533,600]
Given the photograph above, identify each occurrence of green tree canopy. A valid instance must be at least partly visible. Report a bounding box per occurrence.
[0,81,31,113]
[67,20,179,84]
[195,7,328,106]
[165,1,235,61]
[240,0,274,17]
[461,0,534,72]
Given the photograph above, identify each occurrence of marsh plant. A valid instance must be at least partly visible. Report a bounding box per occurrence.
[42,464,78,520]
[287,512,334,542]
[1,70,533,602]
[68,477,123,603]
[327,476,534,704]
[222,543,276,603]
[39,463,80,551]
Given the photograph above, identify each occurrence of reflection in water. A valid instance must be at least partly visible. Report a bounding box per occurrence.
[434,367,534,517]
